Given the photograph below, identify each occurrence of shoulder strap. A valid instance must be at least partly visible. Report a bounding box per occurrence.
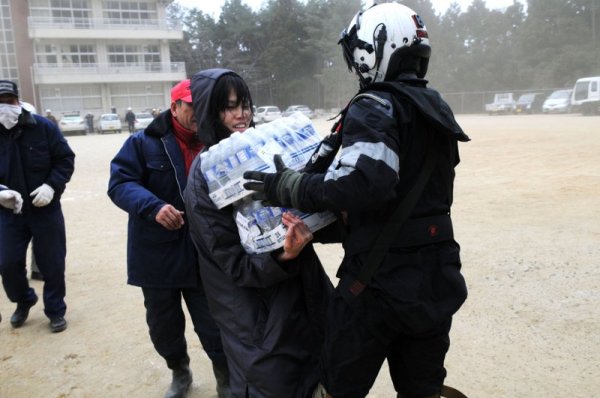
[347,140,438,296]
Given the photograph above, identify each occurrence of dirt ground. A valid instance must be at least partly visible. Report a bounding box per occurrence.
[1,114,599,398]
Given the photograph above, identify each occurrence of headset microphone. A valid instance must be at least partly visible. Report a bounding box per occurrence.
[358,64,370,73]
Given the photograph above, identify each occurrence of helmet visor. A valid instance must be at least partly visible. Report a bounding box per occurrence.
[338,29,356,72]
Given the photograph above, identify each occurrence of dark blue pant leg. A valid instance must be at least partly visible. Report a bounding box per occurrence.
[182,284,228,369]
[30,209,67,318]
[0,213,37,304]
[142,287,188,362]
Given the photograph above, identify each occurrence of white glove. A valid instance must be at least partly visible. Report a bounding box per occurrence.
[0,190,23,214]
[30,183,55,207]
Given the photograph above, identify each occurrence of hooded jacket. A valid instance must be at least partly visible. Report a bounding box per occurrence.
[0,109,75,215]
[107,110,199,288]
[297,75,468,336]
[184,68,332,398]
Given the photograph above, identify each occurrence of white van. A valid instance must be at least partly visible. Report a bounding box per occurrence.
[485,93,516,115]
[571,76,600,115]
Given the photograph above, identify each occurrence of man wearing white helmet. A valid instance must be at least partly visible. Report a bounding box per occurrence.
[244,2,470,397]
[45,109,57,125]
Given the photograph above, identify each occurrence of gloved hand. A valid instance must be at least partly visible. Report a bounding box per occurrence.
[30,183,55,207]
[243,154,305,208]
[0,189,23,214]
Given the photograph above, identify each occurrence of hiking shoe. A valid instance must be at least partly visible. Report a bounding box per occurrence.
[50,316,68,333]
[10,295,38,328]
[165,364,192,398]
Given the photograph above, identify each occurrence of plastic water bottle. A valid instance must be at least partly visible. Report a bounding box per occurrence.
[251,201,282,233]
[201,143,221,191]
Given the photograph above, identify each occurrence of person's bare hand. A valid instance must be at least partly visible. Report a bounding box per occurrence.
[155,204,184,230]
[277,212,313,261]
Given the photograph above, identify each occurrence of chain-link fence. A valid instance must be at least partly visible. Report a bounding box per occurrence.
[441,88,569,114]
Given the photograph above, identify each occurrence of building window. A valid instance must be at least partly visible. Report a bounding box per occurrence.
[143,44,160,63]
[39,84,102,115]
[107,44,138,66]
[0,0,19,82]
[61,44,96,66]
[103,1,157,26]
[107,44,160,67]
[110,82,163,112]
[35,43,59,66]
[30,0,91,27]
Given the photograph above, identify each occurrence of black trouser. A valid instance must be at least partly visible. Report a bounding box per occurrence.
[320,242,466,398]
[141,285,228,374]
[0,208,67,318]
[320,292,451,398]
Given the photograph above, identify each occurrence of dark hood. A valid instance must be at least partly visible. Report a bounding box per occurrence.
[144,109,172,138]
[17,108,37,128]
[190,68,241,148]
[369,80,470,142]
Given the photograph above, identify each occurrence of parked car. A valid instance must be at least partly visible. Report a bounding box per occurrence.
[282,105,315,118]
[514,92,545,114]
[485,93,516,115]
[97,113,122,134]
[254,106,282,123]
[134,112,154,130]
[571,76,600,115]
[542,89,572,114]
[59,112,87,135]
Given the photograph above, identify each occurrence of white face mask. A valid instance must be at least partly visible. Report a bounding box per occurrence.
[0,103,22,130]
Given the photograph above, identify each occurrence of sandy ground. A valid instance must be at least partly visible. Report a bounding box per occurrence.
[1,114,599,398]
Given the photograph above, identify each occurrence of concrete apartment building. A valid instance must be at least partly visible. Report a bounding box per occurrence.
[0,0,185,120]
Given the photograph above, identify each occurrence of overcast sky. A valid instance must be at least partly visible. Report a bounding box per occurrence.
[173,0,524,19]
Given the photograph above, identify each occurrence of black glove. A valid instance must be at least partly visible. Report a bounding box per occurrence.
[243,154,305,208]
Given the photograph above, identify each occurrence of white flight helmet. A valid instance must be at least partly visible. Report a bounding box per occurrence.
[339,2,431,88]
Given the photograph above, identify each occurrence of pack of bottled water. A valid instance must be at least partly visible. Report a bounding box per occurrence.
[233,196,336,253]
[200,112,337,253]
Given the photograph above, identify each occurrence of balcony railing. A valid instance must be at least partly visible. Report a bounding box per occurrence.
[33,62,185,75]
[28,16,181,31]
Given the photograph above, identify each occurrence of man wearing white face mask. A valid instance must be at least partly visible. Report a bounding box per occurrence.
[0,80,75,333]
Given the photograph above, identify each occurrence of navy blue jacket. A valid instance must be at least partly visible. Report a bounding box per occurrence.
[107,111,199,288]
[0,109,75,215]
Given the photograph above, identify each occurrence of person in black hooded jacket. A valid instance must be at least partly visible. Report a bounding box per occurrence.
[243,4,469,398]
[183,68,333,398]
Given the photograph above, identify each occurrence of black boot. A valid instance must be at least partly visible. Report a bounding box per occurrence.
[10,295,38,328]
[165,356,193,398]
[212,360,232,398]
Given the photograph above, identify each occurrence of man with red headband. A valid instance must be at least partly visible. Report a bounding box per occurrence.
[108,79,230,398]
